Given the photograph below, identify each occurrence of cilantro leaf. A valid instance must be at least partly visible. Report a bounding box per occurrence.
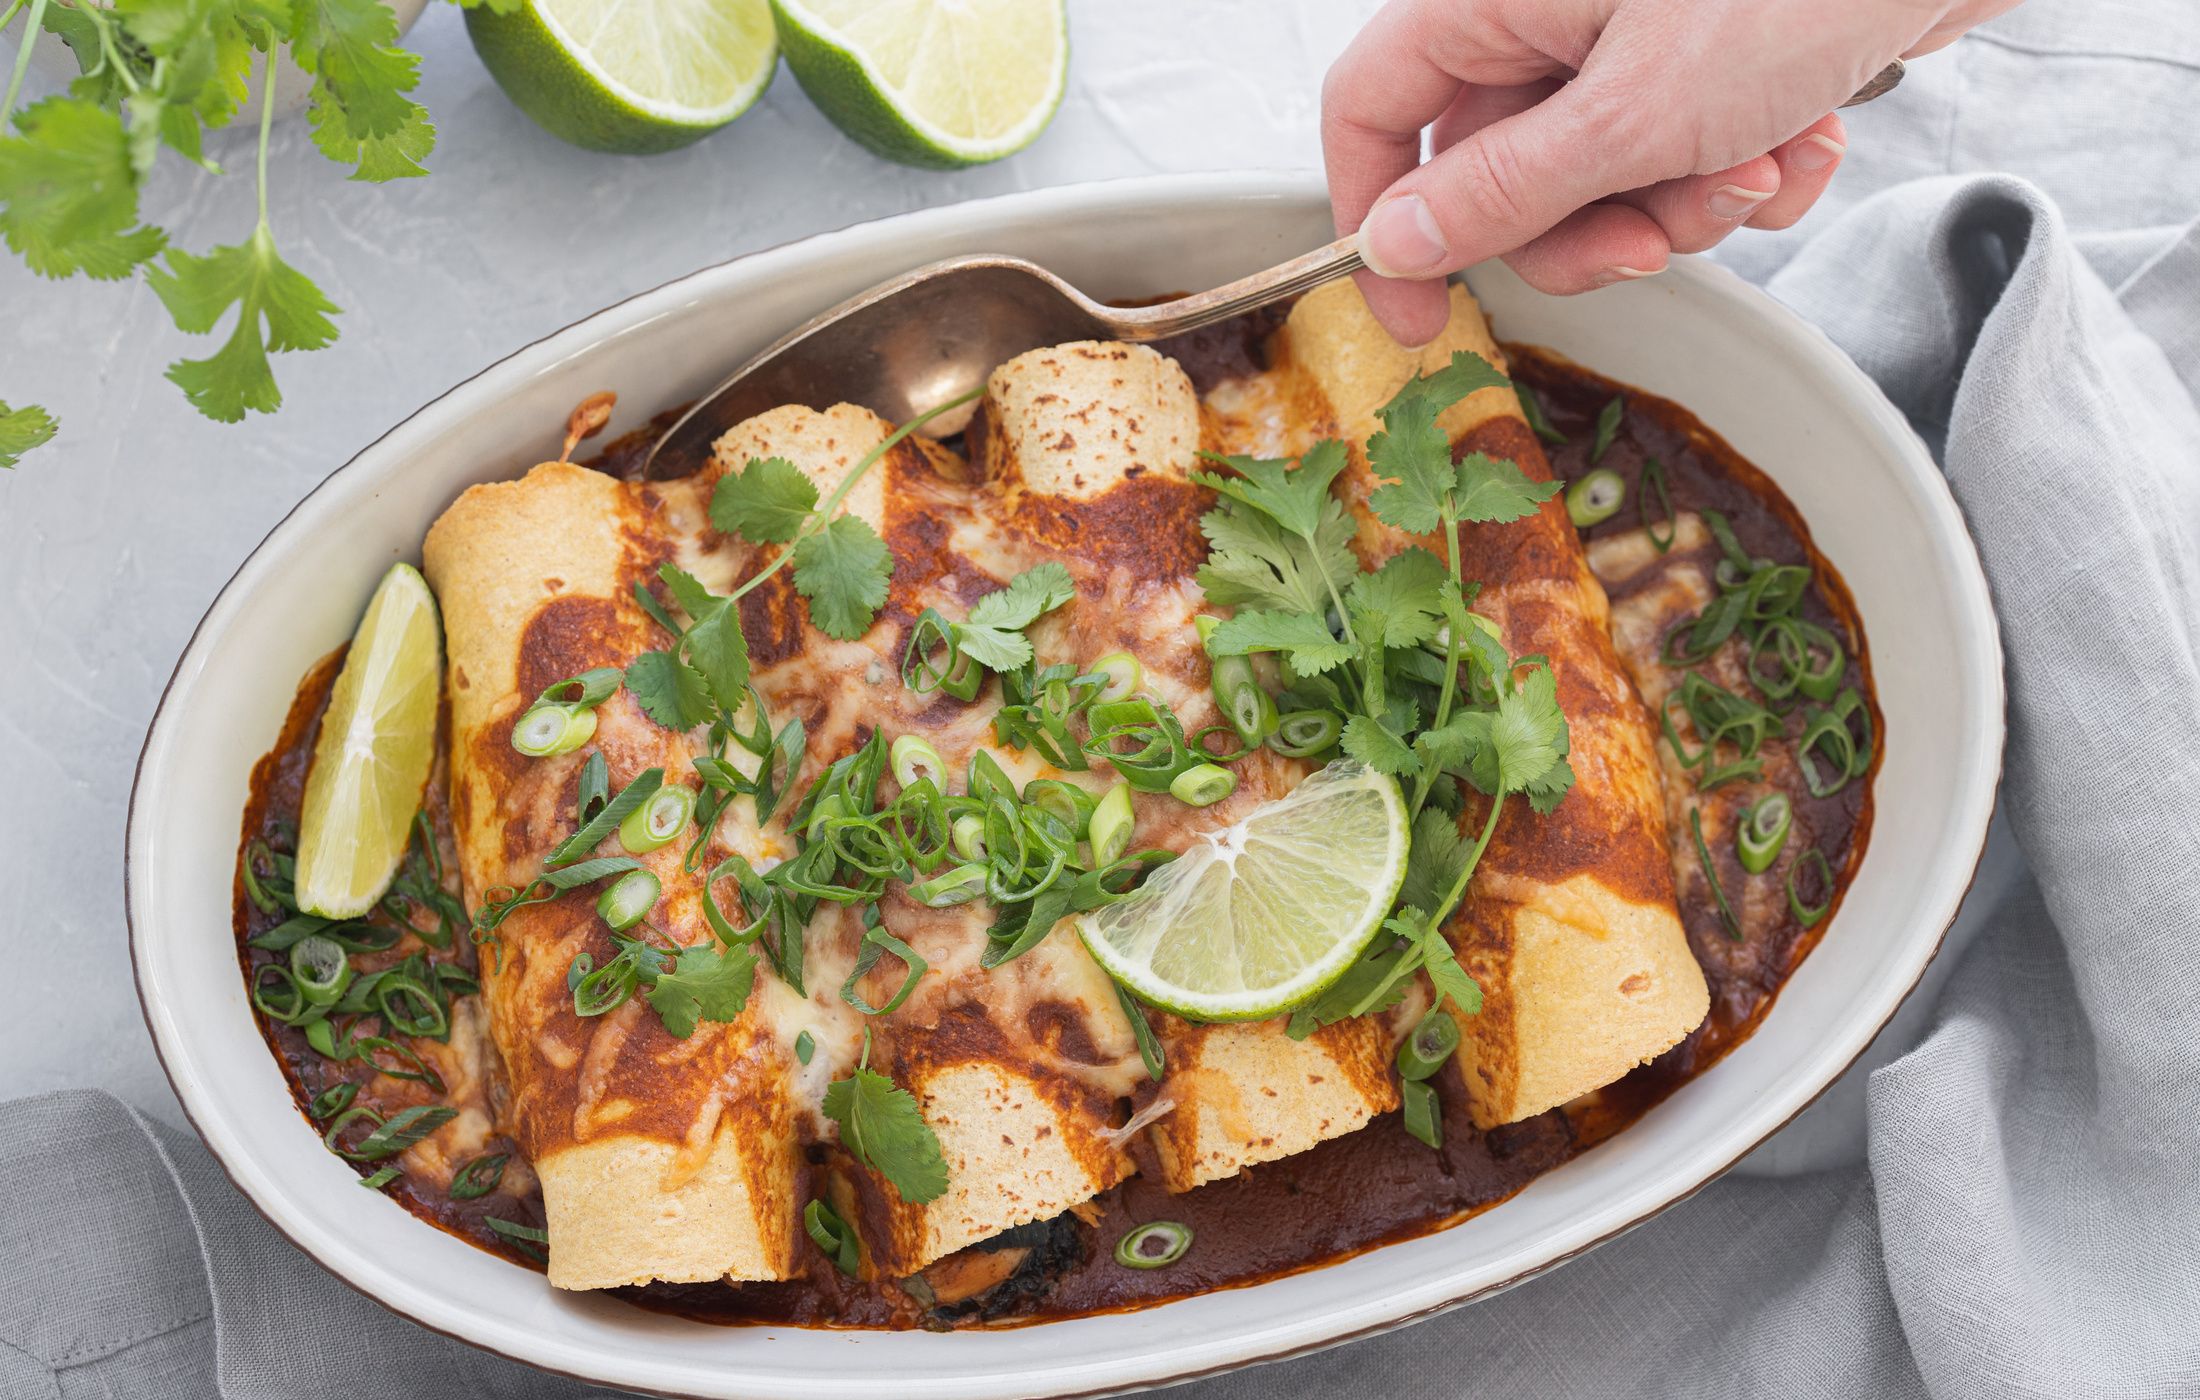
[966,561,1074,630]
[792,515,892,640]
[1347,547,1448,649]
[822,1063,948,1203]
[1209,609,1353,674]
[1190,440,1349,539]
[1420,919,1482,1016]
[711,456,818,544]
[0,98,168,280]
[1366,351,1514,535]
[624,649,713,732]
[308,87,434,181]
[1490,662,1571,794]
[0,401,58,469]
[1195,496,1359,617]
[291,0,425,143]
[1400,808,1470,913]
[680,599,751,711]
[952,561,1077,672]
[1451,451,1561,525]
[1341,713,1422,776]
[645,940,757,1040]
[148,226,339,421]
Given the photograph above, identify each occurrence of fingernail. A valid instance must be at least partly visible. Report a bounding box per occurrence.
[1706,184,1776,221]
[1358,194,1449,278]
[1789,132,1846,174]
[1598,265,1660,286]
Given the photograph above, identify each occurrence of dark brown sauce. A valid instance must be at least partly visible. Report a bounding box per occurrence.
[234,320,1872,1329]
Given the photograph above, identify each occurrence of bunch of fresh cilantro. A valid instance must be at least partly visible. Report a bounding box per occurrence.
[1188,351,1580,1035]
[0,0,513,467]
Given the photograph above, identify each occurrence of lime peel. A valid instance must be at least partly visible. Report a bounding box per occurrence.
[1075,761,1409,1022]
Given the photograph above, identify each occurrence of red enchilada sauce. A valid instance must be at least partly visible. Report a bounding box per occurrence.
[234,318,1872,1328]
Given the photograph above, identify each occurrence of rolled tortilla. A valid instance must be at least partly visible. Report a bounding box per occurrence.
[1274,281,1708,1128]
[423,462,802,1291]
[973,343,1402,1193]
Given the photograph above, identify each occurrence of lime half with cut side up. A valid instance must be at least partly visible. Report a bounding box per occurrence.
[1075,761,1409,1022]
[771,0,1069,168]
[467,0,779,154]
[293,563,443,920]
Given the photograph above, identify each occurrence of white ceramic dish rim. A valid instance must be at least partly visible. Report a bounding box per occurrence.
[127,171,2004,1400]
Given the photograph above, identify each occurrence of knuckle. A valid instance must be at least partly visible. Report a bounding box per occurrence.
[1448,133,1537,238]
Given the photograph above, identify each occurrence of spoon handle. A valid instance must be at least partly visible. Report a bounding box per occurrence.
[1104,60,1903,343]
[1104,235,1365,342]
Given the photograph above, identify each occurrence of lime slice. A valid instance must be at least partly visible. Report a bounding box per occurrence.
[466,0,777,155]
[294,564,444,920]
[771,0,1068,169]
[1076,762,1408,1022]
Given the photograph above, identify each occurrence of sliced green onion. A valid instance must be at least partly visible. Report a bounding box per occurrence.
[546,768,663,868]
[804,791,850,842]
[891,735,946,790]
[376,977,447,1039]
[512,703,596,758]
[1787,845,1834,927]
[1517,384,1566,445]
[1589,396,1624,462]
[1115,979,1164,1082]
[1401,1079,1442,1148]
[449,1153,509,1201]
[966,750,1016,806]
[1023,778,1097,838]
[909,862,989,908]
[1797,689,1875,798]
[358,1166,402,1191]
[1565,467,1626,527]
[1193,614,1221,648]
[951,813,987,862]
[805,1199,861,1276]
[794,1029,815,1065]
[308,1081,358,1119]
[1114,1220,1192,1270]
[484,1216,547,1248]
[1089,782,1135,866]
[1090,651,1142,703]
[1737,794,1792,874]
[342,1103,455,1162]
[595,869,661,931]
[1209,655,1276,745]
[1690,806,1744,942]
[1169,763,1235,807]
[1640,455,1675,553]
[619,784,695,854]
[841,916,929,1016]
[290,934,352,1007]
[1395,1010,1460,1081]
[1268,709,1342,758]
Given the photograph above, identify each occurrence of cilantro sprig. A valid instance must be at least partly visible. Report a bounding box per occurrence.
[1184,352,1578,1059]
[0,0,513,465]
[823,1029,948,1204]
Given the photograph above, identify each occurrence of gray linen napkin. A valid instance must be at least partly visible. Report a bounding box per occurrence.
[10,8,2199,1398]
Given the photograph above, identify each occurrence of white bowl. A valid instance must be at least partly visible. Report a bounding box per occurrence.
[127,172,2003,1400]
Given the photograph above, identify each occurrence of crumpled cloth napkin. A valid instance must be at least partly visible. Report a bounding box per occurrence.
[10,8,2199,1398]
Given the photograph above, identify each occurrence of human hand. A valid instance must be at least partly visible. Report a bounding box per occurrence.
[1323,0,2023,343]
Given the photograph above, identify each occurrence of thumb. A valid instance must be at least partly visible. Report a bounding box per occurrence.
[1356,80,1654,282]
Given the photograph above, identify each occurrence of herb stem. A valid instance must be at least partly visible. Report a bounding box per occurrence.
[729,387,981,605]
[1430,791,1506,931]
[255,47,276,230]
[1409,503,1467,818]
[1,0,49,127]
[79,3,141,96]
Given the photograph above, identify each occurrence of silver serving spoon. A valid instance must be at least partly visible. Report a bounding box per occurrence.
[644,60,1905,478]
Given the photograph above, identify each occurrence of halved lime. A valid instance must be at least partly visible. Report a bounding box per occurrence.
[294,564,443,920]
[467,0,777,155]
[771,0,1068,169]
[1076,762,1408,1022]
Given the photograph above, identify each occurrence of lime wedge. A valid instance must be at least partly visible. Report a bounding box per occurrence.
[772,0,1068,169]
[1076,762,1408,1022]
[466,0,777,155]
[294,564,443,920]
